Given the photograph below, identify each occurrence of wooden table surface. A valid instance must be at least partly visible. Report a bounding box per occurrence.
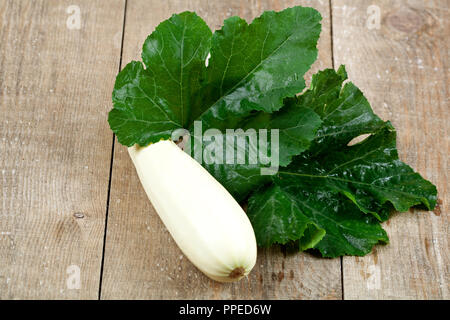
[0,0,448,300]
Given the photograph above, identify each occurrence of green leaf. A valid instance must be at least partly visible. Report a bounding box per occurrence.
[247,184,326,250]
[108,8,438,258]
[109,12,212,146]
[195,7,322,130]
[109,7,322,147]
[202,104,322,201]
[245,101,322,166]
[247,184,388,257]
[279,126,437,218]
[245,68,437,257]
[203,163,271,203]
[296,65,387,155]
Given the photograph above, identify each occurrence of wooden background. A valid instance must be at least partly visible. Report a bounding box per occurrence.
[0,0,448,299]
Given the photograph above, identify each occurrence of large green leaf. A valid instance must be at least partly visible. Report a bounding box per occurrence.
[109,7,322,147]
[284,127,437,217]
[195,7,322,130]
[247,184,326,250]
[202,104,322,201]
[108,8,438,259]
[296,65,387,154]
[247,184,389,257]
[203,65,388,201]
[244,101,322,167]
[108,12,212,146]
[245,68,437,257]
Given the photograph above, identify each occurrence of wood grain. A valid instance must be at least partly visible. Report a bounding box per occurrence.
[332,0,448,299]
[0,0,125,299]
[100,0,342,299]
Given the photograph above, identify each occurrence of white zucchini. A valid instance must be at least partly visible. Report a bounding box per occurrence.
[128,140,257,282]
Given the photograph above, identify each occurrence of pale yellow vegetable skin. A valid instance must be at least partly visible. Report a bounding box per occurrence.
[128,140,257,282]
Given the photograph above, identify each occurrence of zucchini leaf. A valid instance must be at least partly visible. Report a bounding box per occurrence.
[194,7,321,130]
[109,12,212,146]
[203,104,322,202]
[247,184,389,257]
[109,7,322,146]
[108,7,438,258]
[246,68,437,257]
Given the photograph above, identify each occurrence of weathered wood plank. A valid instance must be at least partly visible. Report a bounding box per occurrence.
[332,0,448,299]
[101,0,341,299]
[0,0,125,299]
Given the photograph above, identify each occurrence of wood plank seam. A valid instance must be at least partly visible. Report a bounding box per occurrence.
[98,0,128,301]
[328,0,345,301]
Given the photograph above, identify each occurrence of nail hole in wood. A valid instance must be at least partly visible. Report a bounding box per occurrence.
[73,212,84,219]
